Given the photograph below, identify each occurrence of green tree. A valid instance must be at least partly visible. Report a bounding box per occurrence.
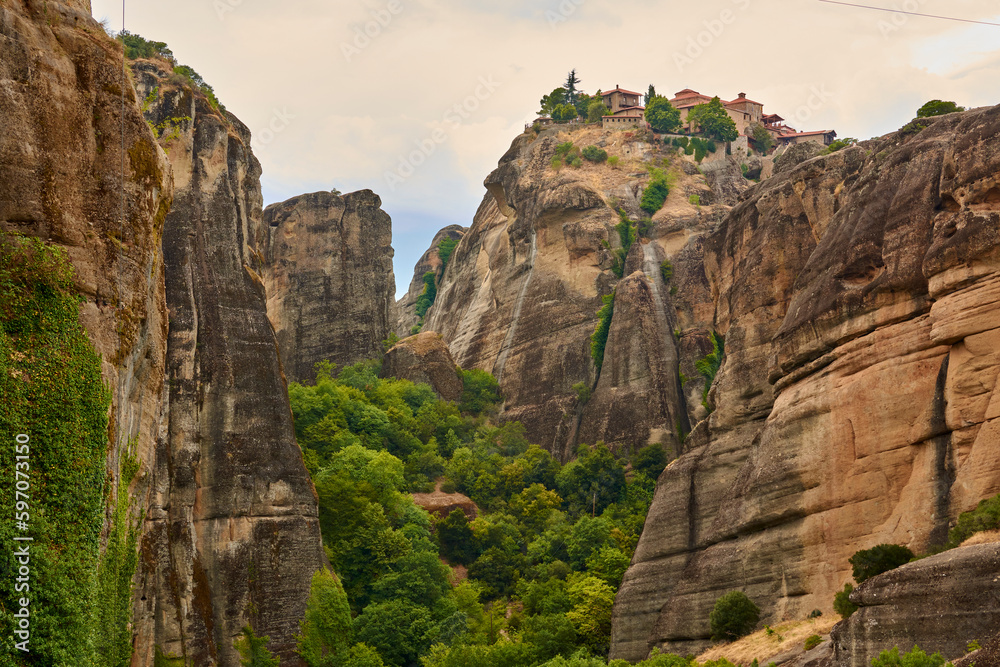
[646,84,657,104]
[353,599,437,667]
[235,626,280,667]
[585,546,631,587]
[345,644,386,667]
[687,97,738,143]
[565,576,615,655]
[587,100,609,123]
[849,544,914,584]
[459,369,502,414]
[644,97,682,133]
[539,88,567,116]
[823,137,858,154]
[435,509,478,564]
[695,332,724,406]
[871,646,947,667]
[297,570,352,667]
[552,103,578,122]
[438,237,459,269]
[750,124,775,154]
[563,69,581,106]
[556,444,626,517]
[640,172,670,214]
[833,582,858,619]
[581,146,608,162]
[709,591,760,641]
[916,100,964,118]
[631,443,668,481]
[522,614,578,662]
[946,492,1000,548]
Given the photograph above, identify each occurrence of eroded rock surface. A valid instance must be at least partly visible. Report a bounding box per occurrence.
[611,106,1000,660]
[396,224,466,337]
[133,62,324,666]
[424,125,728,458]
[381,331,464,402]
[832,544,1000,666]
[260,189,395,383]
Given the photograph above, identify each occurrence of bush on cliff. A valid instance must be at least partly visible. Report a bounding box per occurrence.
[709,591,760,641]
[945,492,1000,548]
[849,544,914,584]
[834,583,858,619]
[459,369,502,415]
[582,145,608,163]
[871,645,947,667]
[590,293,615,373]
[297,569,352,666]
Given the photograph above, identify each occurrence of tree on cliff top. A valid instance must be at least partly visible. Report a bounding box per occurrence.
[849,544,914,584]
[563,69,582,106]
[645,97,681,134]
[916,99,964,118]
[687,97,738,143]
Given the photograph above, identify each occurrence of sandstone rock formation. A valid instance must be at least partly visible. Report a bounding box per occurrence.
[831,543,1000,666]
[381,331,464,402]
[610,106,1000,660]
[423,125,728,459]
[259,190,395,383]
[396,224,466,337]
[132,62,324,665]
[0,0,172,517]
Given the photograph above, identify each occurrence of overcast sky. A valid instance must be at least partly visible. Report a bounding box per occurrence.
[91,0,1000,298]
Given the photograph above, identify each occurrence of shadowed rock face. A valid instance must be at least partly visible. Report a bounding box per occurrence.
[611,106,1000,660]
[381,331,464,402]
[396,225,467,337]
[133,63,324,666]
[423,126,727,459]
[259,190,395,383]
[831,543,1000,666]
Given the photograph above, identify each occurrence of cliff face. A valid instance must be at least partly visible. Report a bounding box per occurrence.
[259,190,395,383]
[132,63,324,665]
[0,0,171,495]
[610,106,1000,659]
[424,125,730,458]
[395,224,466,337]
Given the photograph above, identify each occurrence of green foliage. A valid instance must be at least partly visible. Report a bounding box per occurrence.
[382,332,400,352]
[235,626,280,667]
[95,444,143,667]
[590,293,615,374]
[695,332,724,407]
[557,444,626,518]
[916,100,964,118]
[570,157,583,168]
[686,97,738,143]
[833,583,858,619]
[900,119,930,137]
[968,640,981,653]
[435,510,479,565]
[609,211,638,277]
[554,142,577,160]
[632,444,668,480]
[346,644,386,667]
[945,493,1000,548]
[849,544,914,584]
[581,145,608,163]
[645,97,682,133]
[297,570,352,666]
[608,156,620,168]
[118,30,174,61]
[565,575,615,655]
[871,645,947,667]
[551,157,563,171]
[171,64,224,112]
[641,168,670,214]
[563,69,581,107]
[751,124,775,154]
[688,194,700,206]
[415,271,438,320]
[804,634,824,651]
[671,136,690,150]
[572,382,592,405]
[354,599,438,666]
[552,104,579,122]
[0,234,113,666]
[709,591,760,642]
[459,369,502,415]
[154,646,186,667]
[660,261,674,283]
[539,87,568,116]
[587,100,610,123]
[823,137,858,154]
[438,238,459,270]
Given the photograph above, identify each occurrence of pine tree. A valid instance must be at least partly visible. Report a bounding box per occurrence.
[646,84,657,105]
[563,69,581,106]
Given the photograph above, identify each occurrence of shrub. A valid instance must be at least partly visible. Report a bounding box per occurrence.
[946,493,1000,548]
[871,645,946,667]
[823,137,858,155]
[570,157,583,168]
[459,369,502,414]
[695,332,724,407]
[833,583,858,619]
[235,626,280,667]
[916,100,964,118]
[587,99,610,123]
[554,141,576,159]
[118,30,174,61]
[582,145,608,163]
[590,293,615,374]
[296,570,352,666]
[572,382,592,404]
[641,169,670,215]
[688,194,700,206]
[414,271,437,320]
[608,156,620,167]
[438,237,459,269]
[551,157,563,171]
[849,544,914,584]
[804,635,823,651]
[709,591,760,642]
[660,260,673,283]
[671,137,689,149]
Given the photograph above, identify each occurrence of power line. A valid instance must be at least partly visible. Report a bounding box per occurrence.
[817,0,1000,27]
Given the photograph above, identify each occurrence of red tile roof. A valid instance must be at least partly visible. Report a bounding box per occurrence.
[674,89,701,97]
[602,86,642,97]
